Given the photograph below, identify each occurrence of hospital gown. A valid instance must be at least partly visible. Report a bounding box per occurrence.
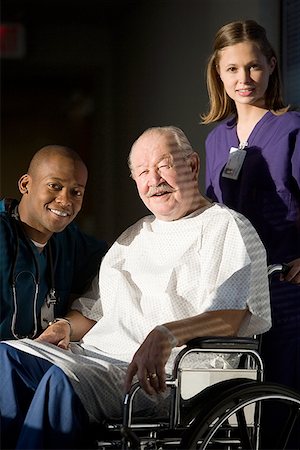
[4,203,271,423]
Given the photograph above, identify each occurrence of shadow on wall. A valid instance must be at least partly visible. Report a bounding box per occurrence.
[1,0,280,244]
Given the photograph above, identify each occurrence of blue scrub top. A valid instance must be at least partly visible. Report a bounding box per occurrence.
[0,198,108,340]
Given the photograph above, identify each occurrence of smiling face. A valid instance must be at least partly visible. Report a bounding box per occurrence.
[130,130,201,221]
[217,41,276,110]
[18,152,88,242]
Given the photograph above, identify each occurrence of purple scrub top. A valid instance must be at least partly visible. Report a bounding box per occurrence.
[205,110,300,265]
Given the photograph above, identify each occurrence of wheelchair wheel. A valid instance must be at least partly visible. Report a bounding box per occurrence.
[180,380,300,450]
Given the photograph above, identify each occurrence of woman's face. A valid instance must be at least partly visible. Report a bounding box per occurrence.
[217,41,276,109]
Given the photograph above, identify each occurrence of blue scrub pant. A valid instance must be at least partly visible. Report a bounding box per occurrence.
[0,343,91,449]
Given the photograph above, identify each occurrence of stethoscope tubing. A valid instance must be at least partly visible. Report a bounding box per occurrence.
[11,273,39,339]
[9,209,56,339]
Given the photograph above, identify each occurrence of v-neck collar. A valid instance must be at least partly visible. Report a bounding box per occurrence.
[226,111,273,147]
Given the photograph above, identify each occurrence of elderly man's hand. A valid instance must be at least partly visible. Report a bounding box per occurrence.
[124,327,173,395]
[35,320,71,350]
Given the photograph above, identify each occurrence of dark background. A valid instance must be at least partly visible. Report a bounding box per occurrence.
[1,0,299,245]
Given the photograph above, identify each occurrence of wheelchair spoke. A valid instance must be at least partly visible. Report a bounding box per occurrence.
[180,382,300,450]
[235,408,252,448]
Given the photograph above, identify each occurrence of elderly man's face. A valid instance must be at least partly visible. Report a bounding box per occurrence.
[130,132,199,221]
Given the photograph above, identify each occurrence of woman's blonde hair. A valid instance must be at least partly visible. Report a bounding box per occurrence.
[201,20,288,124]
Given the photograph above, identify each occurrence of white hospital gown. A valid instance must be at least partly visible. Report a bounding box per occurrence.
[6,204,271,422]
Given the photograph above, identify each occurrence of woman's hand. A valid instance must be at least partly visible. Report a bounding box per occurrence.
[282,258,300,284]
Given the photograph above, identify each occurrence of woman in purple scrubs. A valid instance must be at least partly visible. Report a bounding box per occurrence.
[202,20,300,447]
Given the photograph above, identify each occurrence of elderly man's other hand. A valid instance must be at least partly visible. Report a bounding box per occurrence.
[35,319,71,349]
[124,327,173,395]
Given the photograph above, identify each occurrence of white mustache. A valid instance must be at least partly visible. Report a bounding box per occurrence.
[146,184,175,198]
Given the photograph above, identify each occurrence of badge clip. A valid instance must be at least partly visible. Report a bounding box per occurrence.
[222,146,247,180]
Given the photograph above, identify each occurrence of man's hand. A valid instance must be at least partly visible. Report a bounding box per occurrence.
[35,320,71,349]
[124,327,173,395]
[124,309,249,395]
[282,258,300,284]
[35,311,96,348]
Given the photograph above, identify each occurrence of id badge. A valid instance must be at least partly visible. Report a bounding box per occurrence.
[222,147,246,180]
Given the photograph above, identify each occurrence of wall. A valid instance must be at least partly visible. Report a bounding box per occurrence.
[1,0,281,244]
[108,0,281,240]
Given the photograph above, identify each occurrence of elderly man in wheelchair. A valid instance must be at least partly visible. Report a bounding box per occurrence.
[1,126,299,450]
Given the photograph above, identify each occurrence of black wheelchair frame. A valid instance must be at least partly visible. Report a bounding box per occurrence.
[95,265,300,450]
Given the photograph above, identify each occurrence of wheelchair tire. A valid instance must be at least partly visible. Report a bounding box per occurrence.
[180,380,300,450]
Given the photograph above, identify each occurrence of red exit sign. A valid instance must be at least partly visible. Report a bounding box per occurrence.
[0,23,26,58]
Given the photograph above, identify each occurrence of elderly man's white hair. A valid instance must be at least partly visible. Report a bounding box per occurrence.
[128,126,195,172]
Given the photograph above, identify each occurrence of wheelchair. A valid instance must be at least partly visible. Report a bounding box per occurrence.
[95,264,300,450]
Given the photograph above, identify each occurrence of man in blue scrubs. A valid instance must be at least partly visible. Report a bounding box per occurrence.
[0,144,107,341]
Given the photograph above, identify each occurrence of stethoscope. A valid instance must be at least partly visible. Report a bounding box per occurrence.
[10,207,58,339]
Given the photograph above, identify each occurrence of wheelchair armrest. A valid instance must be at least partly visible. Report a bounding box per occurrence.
[171,336,262,386]
[185,336,259,350]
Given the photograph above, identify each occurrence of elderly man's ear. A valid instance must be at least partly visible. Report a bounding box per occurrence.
[18,174,30,194]
[190,153,200,179]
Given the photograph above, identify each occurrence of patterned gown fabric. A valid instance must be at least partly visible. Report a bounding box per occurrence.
[6,204,271,422]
